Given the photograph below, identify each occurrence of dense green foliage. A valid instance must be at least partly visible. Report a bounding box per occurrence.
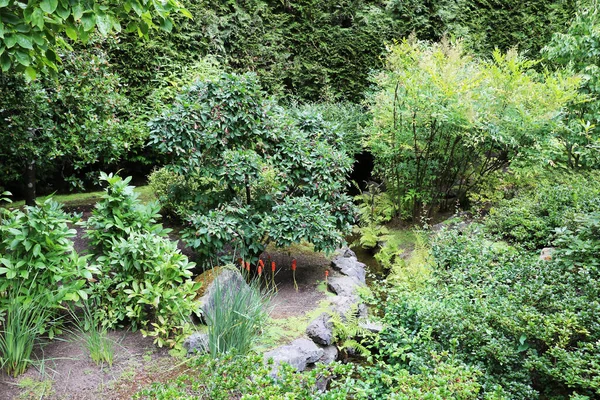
[0,47,142,196]
[0,0,189,77]
[388,0,575,56]
[543,0,600,170]
[149,73,356,263]
[0,199,95,324]
[360,172,600,399]
[134,352,357,399]
[106,0,577,105]
[485,173,600,249]
[106,0,392,103]
[367,39,579,219]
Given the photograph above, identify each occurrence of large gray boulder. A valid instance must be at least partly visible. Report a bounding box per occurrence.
[182,332,209,356]
[327,276,364,297]
[264,338,324,374]
[317,345,339,364]
[306,313,334,346]
[331,248,366,283]
[330,294,368,320]
[196,268,249,324]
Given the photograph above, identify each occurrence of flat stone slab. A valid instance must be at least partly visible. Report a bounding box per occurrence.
[359,320,384,334]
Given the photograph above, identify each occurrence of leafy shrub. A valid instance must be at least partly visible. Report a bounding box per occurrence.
[91,232,199,348]
[149,73,356,264]
[366,39,579,220]
[485,172,600,249]
[0,198,96,334]
[87,173,200,348]
[205,271,270,357]
[86,172,168,254]
[148,167,204,217]
[133,351,357,400]
[354,352,490,400]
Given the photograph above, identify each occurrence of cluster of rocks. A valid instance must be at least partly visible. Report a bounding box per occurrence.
[183,248,381,376]
[262,247,381,374]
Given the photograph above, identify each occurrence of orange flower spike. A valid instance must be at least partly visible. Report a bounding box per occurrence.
[325,270,329,278]
[271,261,277,292]
[258,259,264,268]
[258,265,263,275]
[291,259,298,292]
[245,261,250,272]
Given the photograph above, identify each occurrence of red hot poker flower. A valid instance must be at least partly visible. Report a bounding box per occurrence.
[258,260,264,268]
[271,261,276,272]
[258,265,263,275]
[291,259,297,271]
[325,270,329,277]
[245,261,250,271]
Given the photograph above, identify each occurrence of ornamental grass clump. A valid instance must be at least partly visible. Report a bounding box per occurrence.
[69,302,115,367]
[0,295,50,377]
[205,273,270,357]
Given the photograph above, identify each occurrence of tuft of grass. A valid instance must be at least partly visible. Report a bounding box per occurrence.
[69,303,115,367]
[0,298,50,377]
[17,377,55,400]
[205,275,271,357]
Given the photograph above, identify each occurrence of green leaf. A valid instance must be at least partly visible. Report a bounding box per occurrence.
[24,66,37,80]
[131,0,144,16]
[31,32,45,46]
[0,21,4,38]
[65,25,78,40]
[0,0,8,7]
[73,3,83,20]
[55,4,70,19]
[45,48,56,62]
[5,34,17,48]
[179,8,192,19]
[96,13,111,35]
[0,52,10,72]
[31,7,45,29]
[40,0,58,14]
[81,13,96,31]
[16,34,33,49]
[14,50,31,66]
[160,17,173,32]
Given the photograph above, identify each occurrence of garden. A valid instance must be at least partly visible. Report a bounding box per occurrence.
[1,0,600,399]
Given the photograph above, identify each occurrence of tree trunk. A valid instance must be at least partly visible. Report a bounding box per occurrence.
[25,160,36,206]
